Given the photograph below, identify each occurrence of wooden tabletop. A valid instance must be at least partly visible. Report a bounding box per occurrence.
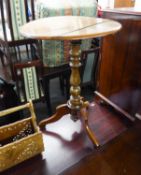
[20,16,121,40]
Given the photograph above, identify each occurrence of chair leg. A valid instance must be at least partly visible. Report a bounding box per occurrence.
[59,76,65,96]
[60,71,70,100]
[0,51,5,66]
[42,77,52,115]
[59,74,70,99]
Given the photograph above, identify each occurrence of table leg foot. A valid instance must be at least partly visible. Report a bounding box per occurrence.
[39,101,100,147]
[80,104,100,147]
[39,103,70,129]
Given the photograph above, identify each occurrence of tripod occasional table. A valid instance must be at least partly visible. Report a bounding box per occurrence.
[20,16,121,147]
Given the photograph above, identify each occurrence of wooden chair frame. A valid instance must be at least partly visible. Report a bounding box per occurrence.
[13,59,44,103]
[0,0,40,78]
[81,46,100,88]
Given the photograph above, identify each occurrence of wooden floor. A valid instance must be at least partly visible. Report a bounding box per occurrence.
[1,62,141,175]
[61,120,141,175]
[2,100,136,175]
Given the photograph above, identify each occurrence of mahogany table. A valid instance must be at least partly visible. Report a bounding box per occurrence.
[20,16,121,147]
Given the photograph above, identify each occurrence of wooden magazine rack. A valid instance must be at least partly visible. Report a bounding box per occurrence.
[0,101,44,172]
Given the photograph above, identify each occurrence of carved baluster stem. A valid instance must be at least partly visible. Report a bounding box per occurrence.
[68,40,83,112]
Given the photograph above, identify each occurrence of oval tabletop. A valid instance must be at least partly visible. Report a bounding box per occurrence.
[20,16,121,40]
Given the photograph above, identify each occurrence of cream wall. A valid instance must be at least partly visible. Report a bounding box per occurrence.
[98,0,114,9]
[135,0,141,9]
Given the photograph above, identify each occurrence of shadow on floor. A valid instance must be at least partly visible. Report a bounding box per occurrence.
[34,78,95,123]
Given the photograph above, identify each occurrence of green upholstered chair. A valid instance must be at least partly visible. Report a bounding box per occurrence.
[0,0,39,79]
[36,0,98,67]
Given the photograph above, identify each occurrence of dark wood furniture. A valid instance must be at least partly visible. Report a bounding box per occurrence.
[97,8,141,121]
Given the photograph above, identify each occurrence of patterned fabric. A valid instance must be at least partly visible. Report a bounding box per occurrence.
[36,0,98,67]
[23,67,40,101]
[10,0,27,40]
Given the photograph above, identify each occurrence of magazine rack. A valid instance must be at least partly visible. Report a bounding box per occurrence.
[0,101,44,172]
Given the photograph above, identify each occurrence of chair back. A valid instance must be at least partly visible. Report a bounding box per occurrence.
[0,0,41,79]
[81,47,100,88]
[13,60,43,103]
[36,0,98,67]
